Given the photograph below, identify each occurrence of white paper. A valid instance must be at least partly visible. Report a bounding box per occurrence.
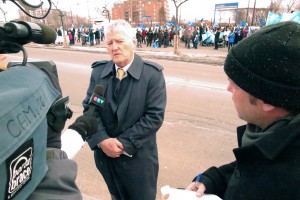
[161,185,222,200]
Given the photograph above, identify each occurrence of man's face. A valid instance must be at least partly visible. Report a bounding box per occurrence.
[0,54,7,70]
[106,30,135,67]
[227,78,261,125]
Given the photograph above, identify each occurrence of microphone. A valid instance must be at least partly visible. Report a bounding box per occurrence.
[0,21,56,45]
[63,85,105,158]
[87,85,105,116]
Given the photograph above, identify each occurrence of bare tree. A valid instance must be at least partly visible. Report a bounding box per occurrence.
[102,1,112,22]
[171,0,189,54]
[171,15,176,23]
[270,0,284,14]
[94,1,112,22]
[0,6,8,22]
[296,1,300,10]
[286,0,297,12]
[269,0,298,14]
[52,1,68,47]
[237,9,247,25]
[252,8,268,26]
[158,5,166,26]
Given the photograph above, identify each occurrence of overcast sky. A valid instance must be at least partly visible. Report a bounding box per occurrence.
[1,0,273,22]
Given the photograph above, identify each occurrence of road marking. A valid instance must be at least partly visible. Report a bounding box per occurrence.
[6,55,227,91]
[6,55,91,70]
[165,77,227,91]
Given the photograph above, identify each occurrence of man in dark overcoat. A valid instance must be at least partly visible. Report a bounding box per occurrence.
[83,20,167,200]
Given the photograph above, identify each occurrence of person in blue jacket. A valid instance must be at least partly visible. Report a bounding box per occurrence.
[227,28,235,52]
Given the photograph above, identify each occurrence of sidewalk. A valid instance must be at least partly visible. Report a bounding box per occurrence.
[28,40,228,65]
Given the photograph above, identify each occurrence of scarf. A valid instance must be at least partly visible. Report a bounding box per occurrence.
[241,115,298,147]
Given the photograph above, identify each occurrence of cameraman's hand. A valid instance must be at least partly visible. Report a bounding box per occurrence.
[47,96,72,148]
[68,115,98,141]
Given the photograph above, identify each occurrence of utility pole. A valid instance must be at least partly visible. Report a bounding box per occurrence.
[251,0,256,26]
[246,0,250,25]
[87,0,90,22]
[70,4,73,25]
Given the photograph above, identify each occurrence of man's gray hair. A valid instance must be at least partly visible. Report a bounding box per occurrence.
[105,20,135,40]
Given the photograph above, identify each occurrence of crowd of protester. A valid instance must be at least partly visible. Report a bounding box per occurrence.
[55,26,105,46]
[55,22,260,51]
[135,27,176,48]
[178,23,260,51]
[133,23,260,51]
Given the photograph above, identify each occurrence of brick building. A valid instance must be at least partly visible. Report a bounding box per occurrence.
[112,0,170,28]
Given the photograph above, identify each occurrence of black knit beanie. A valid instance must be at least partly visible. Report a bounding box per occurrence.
[224,21,300,110]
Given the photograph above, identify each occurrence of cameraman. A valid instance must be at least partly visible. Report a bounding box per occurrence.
[0,54,83,200]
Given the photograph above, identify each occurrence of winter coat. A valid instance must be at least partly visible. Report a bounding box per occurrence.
[199,117,300,200]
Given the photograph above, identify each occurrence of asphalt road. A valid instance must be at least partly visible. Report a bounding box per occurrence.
[6,47,244,200]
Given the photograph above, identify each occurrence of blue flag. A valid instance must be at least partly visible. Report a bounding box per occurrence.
[281,11,300,24]
[213,22,218,28]
[240,21,246,27]
[137,23,143,28]
[258,19,266,27]
[266,11,282,26]
[200,18,204,22]
[188,21,195,27]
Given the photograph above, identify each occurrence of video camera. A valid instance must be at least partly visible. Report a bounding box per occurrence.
[0,1,80,199]
[0,20,60,74]
[0,1,72,134]
[0,21,57,53]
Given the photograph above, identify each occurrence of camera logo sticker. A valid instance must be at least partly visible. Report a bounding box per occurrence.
[90,93,105,107]
[6,139,33,200]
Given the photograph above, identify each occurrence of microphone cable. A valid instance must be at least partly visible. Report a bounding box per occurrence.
[9,0,52,19]
[0,41,28,66]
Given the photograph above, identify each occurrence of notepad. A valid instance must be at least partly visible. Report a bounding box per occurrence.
[161,185,222,200]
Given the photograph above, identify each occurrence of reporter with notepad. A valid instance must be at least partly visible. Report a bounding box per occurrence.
[163,21,300,200]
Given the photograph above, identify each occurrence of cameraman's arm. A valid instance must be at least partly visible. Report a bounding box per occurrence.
[27,149,82,200]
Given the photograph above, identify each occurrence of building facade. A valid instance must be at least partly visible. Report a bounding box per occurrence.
[112,0,169,28]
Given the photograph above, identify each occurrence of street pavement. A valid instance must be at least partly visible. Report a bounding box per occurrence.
[24,40,229,200]
[27,40,228,65]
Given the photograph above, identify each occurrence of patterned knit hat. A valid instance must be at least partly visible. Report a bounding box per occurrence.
[224,21,300,109]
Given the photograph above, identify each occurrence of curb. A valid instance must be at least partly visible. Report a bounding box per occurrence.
[26,44,226,66]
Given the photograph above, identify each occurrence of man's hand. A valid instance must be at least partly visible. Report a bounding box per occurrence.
[161,193,169,200]
[161,182,206,200]
[99,138,124,158]
[186,182,206,197]
[68,115,98,141]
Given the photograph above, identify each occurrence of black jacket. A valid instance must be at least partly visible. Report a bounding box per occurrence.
[199,116,300,200]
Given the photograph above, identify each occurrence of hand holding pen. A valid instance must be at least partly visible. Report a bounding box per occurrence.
[186,173,206,197]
